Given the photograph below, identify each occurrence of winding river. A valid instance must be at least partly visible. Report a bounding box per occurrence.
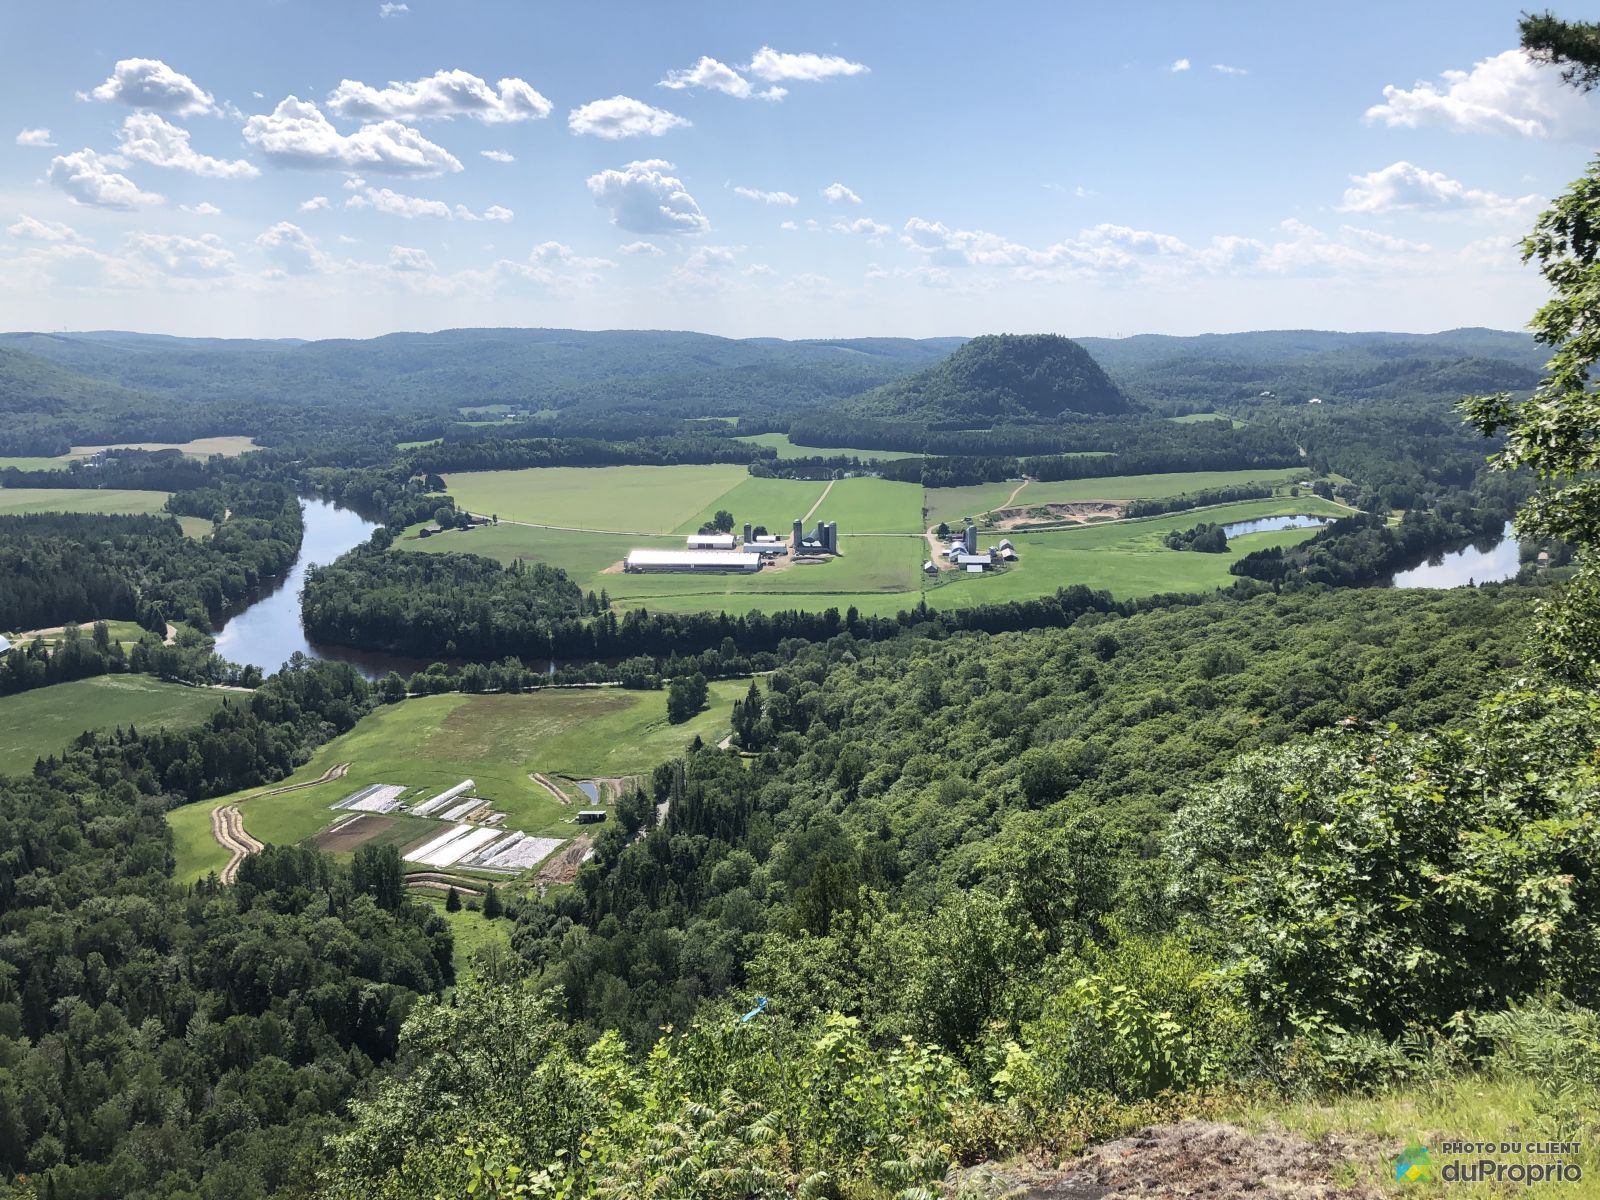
[1386,522,1520,589]
[212,499,408,679]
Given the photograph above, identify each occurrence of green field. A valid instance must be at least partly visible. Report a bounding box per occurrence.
[0,488,178,518]
[734,432,923,461]
[0,675,233,778]
[444,464,748,533]
[1166,413,1245,427]
[924,468,1308,526]
[925,497,1345,607]
[3,618,150,643]
[166,682,745,882]
[0,436,258,472]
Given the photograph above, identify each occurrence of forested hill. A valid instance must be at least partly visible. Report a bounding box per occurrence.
[845,333,1136,421]
[1077,327,1544,410]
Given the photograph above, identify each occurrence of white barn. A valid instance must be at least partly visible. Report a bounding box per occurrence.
[686,533,738,550]
[626,549,762,573]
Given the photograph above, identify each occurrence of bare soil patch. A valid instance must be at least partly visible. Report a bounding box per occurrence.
[990,502,1123,530]
[313,812,395,853]
[530,771,573,805]
[536,835,593,886]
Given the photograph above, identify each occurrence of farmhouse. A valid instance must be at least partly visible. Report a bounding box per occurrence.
[687,533,738,550]
[625,549,762,573]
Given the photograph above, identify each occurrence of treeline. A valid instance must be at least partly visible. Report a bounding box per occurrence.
[1123,483,1275,518]
[0,488,301,631]
[407,434,769,477]
[0,621,259,698]
[1233,504,1513,586]
[0,446,214,492]
[1164,522,1229,552]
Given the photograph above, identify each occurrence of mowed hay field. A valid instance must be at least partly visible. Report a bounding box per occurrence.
[733,432,924,460]
[166,682,745,882]
[0,488,176,517]
[0,435,258,472]
[443,464,748,532]
[0,675,233,777]
[924,467,1307,527]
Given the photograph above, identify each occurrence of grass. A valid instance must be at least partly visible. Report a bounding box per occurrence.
[443,465,748,533]
[0,488,177,518]
[673,476,833,536]
[0,436,257,472]
[924,468,1309,526]
[1166,413,1245,427]
[4,618,150,643]
[166,682,745,882]
[417,893,514,980]
[0,675,233,777]
[734,432,923,461]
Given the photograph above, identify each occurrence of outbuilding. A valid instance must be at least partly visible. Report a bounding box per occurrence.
[626,549,762,573]
[686,533,738,550]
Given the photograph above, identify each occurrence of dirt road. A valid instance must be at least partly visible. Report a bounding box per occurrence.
[213,805,264,884]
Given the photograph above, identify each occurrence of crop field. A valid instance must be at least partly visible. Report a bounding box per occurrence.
[734,432,923,460]
[443,465,748,532]
[0,487,177,518]
[1166,413,1246,427]
[165,682,744,882]
[925,496,1347,607]
[924,468,1307,526]
[4,618,151,645]
[401,521,673,578]
[0,675,232,778]
[0,435,258,472]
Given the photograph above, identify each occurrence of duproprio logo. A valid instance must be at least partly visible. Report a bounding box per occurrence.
[1396,1142,1434,1182]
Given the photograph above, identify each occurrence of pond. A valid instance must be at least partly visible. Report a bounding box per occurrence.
[577,781,600,805]
[1220,514,1327,538]
[212,498,425,679]
[1386,523,1521,589]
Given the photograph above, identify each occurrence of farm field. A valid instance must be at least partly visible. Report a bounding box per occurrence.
[924,496,1347,607]
[1166,413,1246,427]
[417,892,513,979]
[166,682,744,882]
[0,675,232,777]
[0,487,177,518]
[924,467,1308,526]
[734,432,923,460]
[4,618,148,645]
[443,464,747,532]
[0,435,258,472]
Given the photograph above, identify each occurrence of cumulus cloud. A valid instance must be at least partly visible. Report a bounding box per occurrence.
[182,201,222,215]
[822,182,860,204]
[586,159,708,234]
[327,69,552,124]
[481,149,515,162]
[301,196,330,211]
[733,186,798,205]
[125,231,235,277]
[833,216,890,237]
[388,245,434,272]
[48,149,164,209]
[659,56,787,101]
[115,113,259,178]
[569,96,689,139]
[1212,63,1248,76]
[1366,49,1599,139]
[747,47,868,82]
[7,214,84,243]
[1339,161,1539,215]
[618,240,663,256]
[1339,225,1433,254]
[256,221,325,274]
[529,241,615,269]
[86,58,219,117]
[243,97,462,175]
[15,128,54,147]
[346,185,512,221]
[1169,58,1192,72]
[379,2,409,15]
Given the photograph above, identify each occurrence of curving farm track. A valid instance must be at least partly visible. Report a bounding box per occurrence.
[208,762,351,882]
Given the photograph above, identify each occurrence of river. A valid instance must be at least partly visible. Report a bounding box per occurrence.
[1386,522,1521,589]
[212,498,423,679]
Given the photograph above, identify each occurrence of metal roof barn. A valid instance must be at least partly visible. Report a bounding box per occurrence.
[626,549,762,573]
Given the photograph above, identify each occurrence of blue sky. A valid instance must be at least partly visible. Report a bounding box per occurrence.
[0,0,1588,339]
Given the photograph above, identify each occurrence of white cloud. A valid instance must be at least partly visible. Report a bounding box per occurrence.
[115,113,259,178]
[747,47,868,83]
[822,182,861,204]
[388,245,435,272]
[569,96,689,139]
[256,221,325,274]
[327,70,552,124]
[1212,63,1248,76]
[7,214,84,243]
[1339,161,1538,215]
[833,216,890,237]
[182,201,222,216]
[300,196,330,211]
[243,97,462,175]
[379,2,409,16]
[662,57,752,98]
[902,217,1051,267]
[1339,225,1433,254]
[48,149,164,209]
[733,186,799,205]
[480,149,515,162]
[586,159,708,234]
[779,220,799,231]
[345,185,512,221]
[530,241,615,269]
[125,231,236,277]
[1366,49,1599,140]
[618,240,663,256]
[1169,58,1192,72]
[15,128,54,147]
[86,58,219,117]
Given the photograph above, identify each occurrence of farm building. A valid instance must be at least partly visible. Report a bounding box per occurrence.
[687,533,738,550]
[923,560,938,575]
[575,809,608,824]
[625,549,762,573]
[954,552,994,570]
[0,635,10,656]
[749,536,788,556]
[792,518,839,554]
